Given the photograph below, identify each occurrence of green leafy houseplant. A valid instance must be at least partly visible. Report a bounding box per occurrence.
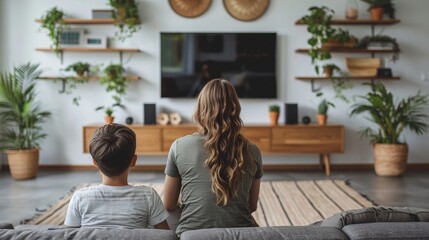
[0,63,51,180]
[318,99,335,115]
[108,0,141,41]
[0,63,51,150]
[40,7,66,53]
[361,0,395,19]
[350,82,429,144]
[358,35,400,62]
[269,104,280,112]
[65,62,90,77]
[63,62,92,106]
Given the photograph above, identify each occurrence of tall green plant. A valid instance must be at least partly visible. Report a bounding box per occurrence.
[0,63,51,150]
[350,82,429,144]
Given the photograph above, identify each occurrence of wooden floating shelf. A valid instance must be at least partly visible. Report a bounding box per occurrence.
[295,19,400,25]
[35,18,140,25]
[295,48,400,54]
[36,48,140,53]
[39,76,141,81]
[296,76,401,80]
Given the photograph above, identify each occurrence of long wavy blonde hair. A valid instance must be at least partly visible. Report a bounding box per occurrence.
[194,78,249,206]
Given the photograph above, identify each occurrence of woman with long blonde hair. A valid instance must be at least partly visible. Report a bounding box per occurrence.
[163,78,263,237]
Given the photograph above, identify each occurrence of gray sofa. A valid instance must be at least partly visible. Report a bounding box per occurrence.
[1,207,429,240]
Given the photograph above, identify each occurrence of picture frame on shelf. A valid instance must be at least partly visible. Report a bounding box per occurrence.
[59,29,85,48]
[84,35,107,49]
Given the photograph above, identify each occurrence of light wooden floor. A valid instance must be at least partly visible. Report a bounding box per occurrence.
[1,169,428,226]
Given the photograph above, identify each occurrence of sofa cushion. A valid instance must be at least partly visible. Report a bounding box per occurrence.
[181,226,349,240]
[0,226,178,240]
[321,206,429,229]
[0,223,14,230]
[342,222,429,240]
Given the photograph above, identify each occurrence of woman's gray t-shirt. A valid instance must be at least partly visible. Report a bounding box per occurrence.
[164,133,263,236]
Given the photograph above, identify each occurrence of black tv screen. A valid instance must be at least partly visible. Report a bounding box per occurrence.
[161,32,277,98]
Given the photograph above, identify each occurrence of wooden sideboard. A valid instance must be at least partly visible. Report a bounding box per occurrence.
[83,124,344,176]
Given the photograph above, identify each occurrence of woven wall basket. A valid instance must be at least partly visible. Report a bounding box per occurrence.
[169,0,212,18]
[6,149,39,180]
[373,143,408,177]
[223,0,270,21]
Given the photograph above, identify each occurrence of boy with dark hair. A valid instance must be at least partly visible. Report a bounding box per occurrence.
[65,124,169,229]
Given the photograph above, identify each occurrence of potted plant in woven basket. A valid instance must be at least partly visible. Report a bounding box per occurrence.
[350,82,429,176]
[0,63,51,180]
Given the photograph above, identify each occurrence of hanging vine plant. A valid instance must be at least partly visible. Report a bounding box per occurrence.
[40,7,66,54]
[108,0,141,41]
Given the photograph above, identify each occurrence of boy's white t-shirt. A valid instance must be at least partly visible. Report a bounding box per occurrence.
[65,184,168,228]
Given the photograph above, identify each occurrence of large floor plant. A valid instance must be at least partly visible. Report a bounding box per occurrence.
[350,82,429,176]
[0,63,51,180]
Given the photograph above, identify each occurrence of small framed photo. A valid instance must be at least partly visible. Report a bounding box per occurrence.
[84,35,107,49]
[59,29,85,48]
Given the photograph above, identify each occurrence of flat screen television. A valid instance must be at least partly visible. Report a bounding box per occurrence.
[161,32,277,98]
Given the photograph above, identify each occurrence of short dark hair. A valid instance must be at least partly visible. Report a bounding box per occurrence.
[89,124,136,176]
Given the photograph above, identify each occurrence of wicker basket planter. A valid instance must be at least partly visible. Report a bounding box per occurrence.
[373,143,408,177]
[5,149,39,180]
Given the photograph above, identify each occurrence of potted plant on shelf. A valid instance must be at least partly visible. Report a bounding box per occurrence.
[64,62,90,78]
[40,7,66,54]
[0,63,51,180]
[95,105,121,124]
[269,104,280,125]
[349,82,429,176]
[317,99,335,125]
[361,0,396,20]
[62,62,93,106]
[358,35,400,62]
[323,64,341,78]
[108,0,141,41]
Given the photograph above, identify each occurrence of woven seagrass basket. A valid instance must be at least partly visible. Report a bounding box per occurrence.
[6,149,39,180]
[373,143,408,177]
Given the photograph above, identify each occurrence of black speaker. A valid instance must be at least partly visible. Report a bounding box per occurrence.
[285,103,298,124]
[143,103,156,125]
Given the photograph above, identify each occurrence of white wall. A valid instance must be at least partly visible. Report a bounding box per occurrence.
[2,0,429,166]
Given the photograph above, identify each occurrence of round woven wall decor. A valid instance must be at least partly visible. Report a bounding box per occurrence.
[223,0,270,21]
[169,0,212,18]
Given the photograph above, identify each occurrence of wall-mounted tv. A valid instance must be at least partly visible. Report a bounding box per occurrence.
[161,32,277,98]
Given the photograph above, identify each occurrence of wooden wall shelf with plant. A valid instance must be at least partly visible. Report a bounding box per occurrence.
[296,76,400,80]
[36,18,141,25]
[295,19,400,25]
[295,48,399,54]
[36,48,140,53]
[38,75,141,81]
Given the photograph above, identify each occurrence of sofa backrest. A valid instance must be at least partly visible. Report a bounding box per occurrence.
[0,226,178,240]
[180,226,349,240]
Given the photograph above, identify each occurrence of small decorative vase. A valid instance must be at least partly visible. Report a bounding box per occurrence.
[269,112,279,125]
[370,7,384,21]
[104,116,114,124]
[345,0,359,20]
[317,114,327,125]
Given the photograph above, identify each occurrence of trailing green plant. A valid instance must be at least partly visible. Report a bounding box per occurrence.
[299,6,354,76]
[0,63,51,150]
[361,0,395,19]
[108,0,141,41]
[349,82,429,144]
[358,35,400,62]
[97,64,127,115]
[318,99,335,115]
[269,104,280,112]
[40,7,66,54]
[61,62,93,106]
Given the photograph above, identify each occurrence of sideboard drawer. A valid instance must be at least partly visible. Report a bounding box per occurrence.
[163,126,198,151]
[241,126,271,153]
[271,126,344,153]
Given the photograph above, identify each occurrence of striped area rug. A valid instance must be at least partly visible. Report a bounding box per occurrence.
[24,180,374,226]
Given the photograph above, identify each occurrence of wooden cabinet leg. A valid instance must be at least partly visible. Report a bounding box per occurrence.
[323,154,331,176]
[319,154,324,170]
